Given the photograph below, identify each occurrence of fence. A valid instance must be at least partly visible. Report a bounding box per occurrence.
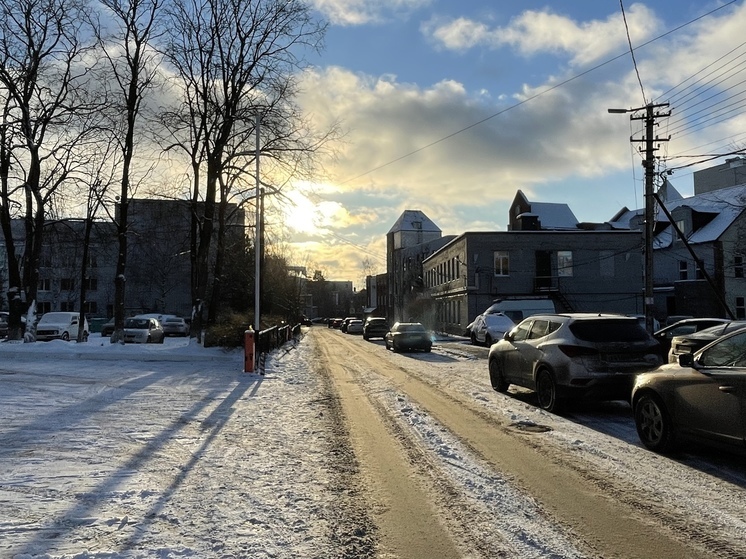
[255,323,303,373]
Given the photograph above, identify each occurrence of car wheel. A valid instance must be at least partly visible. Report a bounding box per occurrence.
[159,335,165,344]
[634,393,676,453]
[535,369,562,413]
[485,334,493,347]
[363,334,369,340]
[488,358,509,392]
[61,332,69,342]
[470,332,478,345]
[424,346,431,353]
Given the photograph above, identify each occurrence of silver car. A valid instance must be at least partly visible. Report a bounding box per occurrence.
[633,328,746,453]
[123,317,165,344]
[162,316,190,337]
[488,313,661,412]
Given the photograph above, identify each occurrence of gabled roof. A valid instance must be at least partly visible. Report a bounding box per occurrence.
[610,184,746,247]
[387,209,441,235]
[524,201,578,229]
[512,190,578,229]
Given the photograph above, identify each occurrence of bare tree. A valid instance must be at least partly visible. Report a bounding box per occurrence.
[0,0,97,339]
[159,0,328,336]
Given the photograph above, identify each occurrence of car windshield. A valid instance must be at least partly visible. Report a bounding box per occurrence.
[569,319,650,342]
[124,318,149,329]
[39,313,74,324]
[398,324,426,333]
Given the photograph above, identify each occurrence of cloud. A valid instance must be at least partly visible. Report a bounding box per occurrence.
[310,0,431,26]
[290,3,746,285]
[421,4,662,66]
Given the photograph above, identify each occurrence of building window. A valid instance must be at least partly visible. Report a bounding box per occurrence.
[600,250,614,277]
[38,278,51,291]
[84,278,98,291]
[60,302,75,312]
[695,262,704,280]
[557,251,573,277]
[494,251,509,276]
[38,302,51,315]
[83,301,98,314]
[679,261,688,280]
[735,255,744,278]
[675,220,686,236]
[737,297,746,320]
[60,278,74,291]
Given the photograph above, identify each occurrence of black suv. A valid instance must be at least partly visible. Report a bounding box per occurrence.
[363,317,389,340]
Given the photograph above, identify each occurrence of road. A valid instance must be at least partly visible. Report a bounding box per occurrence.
[312,326,746,559]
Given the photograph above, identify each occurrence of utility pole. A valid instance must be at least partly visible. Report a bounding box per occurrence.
[609,103,670,333]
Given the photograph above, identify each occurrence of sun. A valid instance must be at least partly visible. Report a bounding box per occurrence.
[285,192,321,234]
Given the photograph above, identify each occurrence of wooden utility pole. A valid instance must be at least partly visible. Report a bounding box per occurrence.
[630,103,670,333]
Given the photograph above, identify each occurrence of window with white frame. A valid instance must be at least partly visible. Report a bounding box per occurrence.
[679,260,688,280]
[494,251,509,276]
[737,297,745,320]
[557,251,573,277]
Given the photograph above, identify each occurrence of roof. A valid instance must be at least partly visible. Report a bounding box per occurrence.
[512,191,578,229]
[610,183,746,246]
[525,201,578,229]
[387,210,441,235]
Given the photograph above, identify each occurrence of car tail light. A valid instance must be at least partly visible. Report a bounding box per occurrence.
[558,344,598,358]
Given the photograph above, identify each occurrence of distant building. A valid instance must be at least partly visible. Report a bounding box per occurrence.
[386,209,455,322]
[693,156,746,195]
[3,198,245,320]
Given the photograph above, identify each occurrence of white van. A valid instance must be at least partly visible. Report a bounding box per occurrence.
[483,299,556,323]
[36,312,89,342]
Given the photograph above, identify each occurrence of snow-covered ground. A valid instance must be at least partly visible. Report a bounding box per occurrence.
[1,329,745,558]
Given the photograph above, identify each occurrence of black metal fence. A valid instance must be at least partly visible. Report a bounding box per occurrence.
[255,323,302,373]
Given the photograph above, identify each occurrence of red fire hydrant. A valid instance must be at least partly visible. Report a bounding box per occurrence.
[244,327,255,373]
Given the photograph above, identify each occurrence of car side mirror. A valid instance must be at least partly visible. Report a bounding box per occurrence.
[678,352,694,368]
[503,331,513,342]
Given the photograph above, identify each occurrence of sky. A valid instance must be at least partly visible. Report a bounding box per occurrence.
[273,0,746,286]
[2,330,746,557]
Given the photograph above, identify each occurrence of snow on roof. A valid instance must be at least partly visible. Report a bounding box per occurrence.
[387,209,441,234]
[611,184,746,247]
[527,201,578,229]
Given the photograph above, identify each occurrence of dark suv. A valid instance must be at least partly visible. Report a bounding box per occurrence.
[488,313,662,412]
[363,317,389,340]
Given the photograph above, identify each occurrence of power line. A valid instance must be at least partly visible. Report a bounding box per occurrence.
[338,0,740,186]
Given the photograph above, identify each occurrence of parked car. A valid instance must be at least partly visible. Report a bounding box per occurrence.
[363,317,389,340]
[328,318,342,329]
[101,317,115,337]
[667,320,746,363]
[632,328,746,453]
[482,298,556,323]
[346,319,364,335]
[469,313,515,346]
[385,322,432,353]
[123,317,165,344]
[488,313,662,412]
[162,316,190,337]
[36,312,89,342]
[653,318,730,358]
[340,317,356,333]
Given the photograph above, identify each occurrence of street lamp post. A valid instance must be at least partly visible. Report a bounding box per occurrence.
[254,111,261,333]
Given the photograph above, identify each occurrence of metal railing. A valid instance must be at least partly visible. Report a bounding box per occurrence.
[255,323,302,373]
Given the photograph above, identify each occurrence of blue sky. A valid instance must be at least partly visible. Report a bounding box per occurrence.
[275,0,746,286]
